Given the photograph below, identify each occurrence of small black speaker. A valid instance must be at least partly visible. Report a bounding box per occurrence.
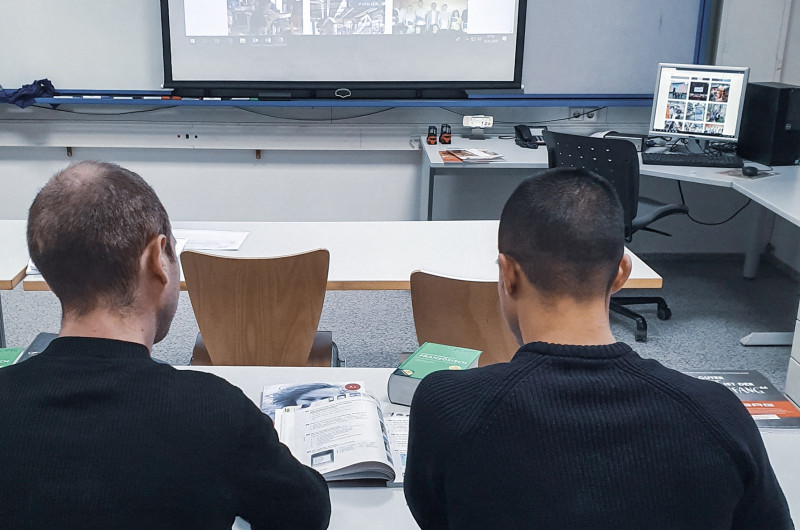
[737,82,800,166]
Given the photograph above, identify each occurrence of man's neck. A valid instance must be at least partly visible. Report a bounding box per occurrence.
[518,296,617,346]
[59,309,155,352]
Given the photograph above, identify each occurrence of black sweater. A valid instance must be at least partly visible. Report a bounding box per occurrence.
[0,337,330,530]
[404,341,793,529]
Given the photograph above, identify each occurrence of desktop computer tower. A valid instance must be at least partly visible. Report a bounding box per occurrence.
[737,82,800,166]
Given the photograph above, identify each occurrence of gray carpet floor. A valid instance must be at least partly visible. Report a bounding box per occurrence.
[2,255,797,391]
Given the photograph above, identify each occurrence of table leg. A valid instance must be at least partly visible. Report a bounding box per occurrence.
[740,206,794,347]
[743,206,776,279]
[419,158,434,221]
[0,295,6,348]
[419,156,435,221]
[427,167,435,221]
[739,332,793,346]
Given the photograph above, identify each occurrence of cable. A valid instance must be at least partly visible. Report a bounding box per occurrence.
[28,103,396,122]
[677,180,751,225]
[232,106,397,122]
[31,104,179,116]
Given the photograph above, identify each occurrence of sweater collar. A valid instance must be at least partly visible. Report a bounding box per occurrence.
[512,341,633,361]
[41,336,152,361]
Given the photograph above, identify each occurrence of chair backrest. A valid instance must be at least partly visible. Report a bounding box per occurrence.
[410,271,519,366]
[543,130,639,242]
[182,249,329,366]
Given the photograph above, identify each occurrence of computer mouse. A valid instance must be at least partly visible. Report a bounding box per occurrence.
[742,166,759,177]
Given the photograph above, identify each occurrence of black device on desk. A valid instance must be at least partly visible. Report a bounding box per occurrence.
[514,125,544,149]
[641,151,745,168]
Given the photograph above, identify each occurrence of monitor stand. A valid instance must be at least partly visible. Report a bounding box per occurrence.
[683,138,709,154]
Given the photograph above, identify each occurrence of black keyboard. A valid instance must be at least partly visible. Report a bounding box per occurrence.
[641,152,744,168]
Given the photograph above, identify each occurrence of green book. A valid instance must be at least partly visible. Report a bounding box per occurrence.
[387,342,481,406]
[0,348,24,368]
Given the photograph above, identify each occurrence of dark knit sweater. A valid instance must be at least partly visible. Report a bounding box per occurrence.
[404,341,793,529]
[0,337,331,530]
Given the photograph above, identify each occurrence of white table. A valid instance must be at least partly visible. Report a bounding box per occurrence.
[179,365,800,529]
[0,220,29,347]
[179,366,417,530]
[21,220,661,291]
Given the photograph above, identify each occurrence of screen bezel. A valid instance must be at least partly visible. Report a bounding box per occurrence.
[648,63,750,143]
[160,0,528,97]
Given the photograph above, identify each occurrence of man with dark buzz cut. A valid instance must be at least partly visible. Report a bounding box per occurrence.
[0,161,331,530]
[404,167,793,529]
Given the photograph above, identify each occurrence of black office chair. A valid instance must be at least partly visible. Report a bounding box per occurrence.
[542,130,689,342]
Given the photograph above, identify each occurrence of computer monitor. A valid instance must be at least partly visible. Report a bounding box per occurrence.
[649,63,750,149]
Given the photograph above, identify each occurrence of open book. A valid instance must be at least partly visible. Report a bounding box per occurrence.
[263,383,408,485]
[444,148,503,162]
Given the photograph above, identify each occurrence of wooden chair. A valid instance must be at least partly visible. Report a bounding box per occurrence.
[410,271,519,366]
[182,249,339,367]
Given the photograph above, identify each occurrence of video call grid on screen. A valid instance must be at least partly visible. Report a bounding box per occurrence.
[649,64,749,141]
[167,0,522,84]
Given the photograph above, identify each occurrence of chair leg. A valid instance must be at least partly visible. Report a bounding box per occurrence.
[612,296,672,320]
[610,301,648,342]
[332,341,344,367]
[308,331,344,367]
[191,333,213,366]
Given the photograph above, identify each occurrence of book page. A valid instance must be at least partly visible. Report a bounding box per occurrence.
[384,413,409,486]
[261,381,365,420]
[275,393,395,481]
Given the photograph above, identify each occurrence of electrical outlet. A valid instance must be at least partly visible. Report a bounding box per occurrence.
[568,107,584,121]
[584,107,602,122]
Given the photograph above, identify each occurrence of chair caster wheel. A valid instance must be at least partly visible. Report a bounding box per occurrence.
[657,307,672,320]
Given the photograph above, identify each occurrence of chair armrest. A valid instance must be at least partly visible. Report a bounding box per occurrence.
[633,196,689,230]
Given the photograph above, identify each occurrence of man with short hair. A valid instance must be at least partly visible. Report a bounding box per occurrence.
[425,2,439,32]
[404,168,793,529]
[0,161,331,529]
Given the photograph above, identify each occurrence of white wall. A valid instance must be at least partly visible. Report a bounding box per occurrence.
[0,104,650,223]
[0,101,774,258]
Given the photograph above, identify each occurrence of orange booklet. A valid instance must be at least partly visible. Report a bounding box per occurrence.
[439,151,463,163]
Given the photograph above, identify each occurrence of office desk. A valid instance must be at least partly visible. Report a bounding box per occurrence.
[0,220,29,347]
[419,136,744,220]
[179,365,800,529]
[20,220,661,291]
[419,136,548,220]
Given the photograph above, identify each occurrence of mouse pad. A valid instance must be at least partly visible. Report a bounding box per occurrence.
[718,169,777,178]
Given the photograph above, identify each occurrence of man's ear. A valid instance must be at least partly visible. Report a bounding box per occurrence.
[142,234,170,286]
[610,253,632,295]
[498,253,521,297]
